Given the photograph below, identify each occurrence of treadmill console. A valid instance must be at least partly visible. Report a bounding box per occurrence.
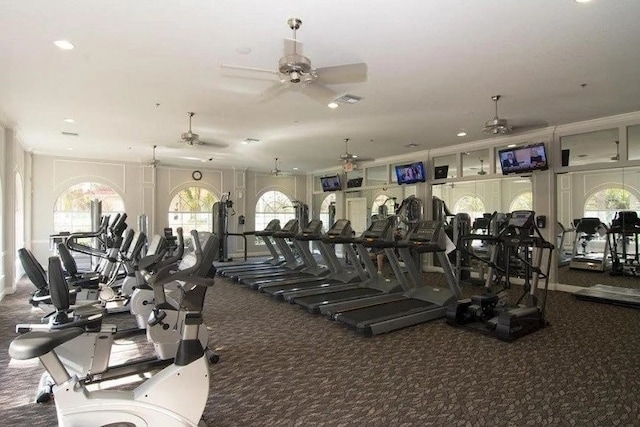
[361,218,393,240]
[264,219,281,231]
[281,219,300,233]
[300,219,323,235]
[327,219,353,237]
[508,210,535,229]
[410,221,440,242]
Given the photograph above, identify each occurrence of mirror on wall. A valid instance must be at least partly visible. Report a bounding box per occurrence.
[366,165,388,187]
[556,166,640,287]
[432,177,532,222]
[462,149,490,178]
[560,128,620,166]
[433,154,457,179]
[628,125,640,161]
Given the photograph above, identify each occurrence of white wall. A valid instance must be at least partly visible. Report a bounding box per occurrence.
[1,126,28,298]
[28,155,308,265]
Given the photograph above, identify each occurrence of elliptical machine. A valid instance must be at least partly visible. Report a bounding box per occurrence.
[446,210,554,341]
[9,230,216,427]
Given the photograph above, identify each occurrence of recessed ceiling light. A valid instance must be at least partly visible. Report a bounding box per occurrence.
[507,144,517,148]
[457,131,467,137]
[327,102,339,109]
[242,138,260,145]
[293,167,299,170]
[63,118,75,123]
[54,40,75,50]
[66,147,74,151]
[575,0,591,3]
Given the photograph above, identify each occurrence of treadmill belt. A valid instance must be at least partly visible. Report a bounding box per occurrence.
[263,281,330,295]
[574,284,640,309]
[296,288,382,308]
[338,299,434,327]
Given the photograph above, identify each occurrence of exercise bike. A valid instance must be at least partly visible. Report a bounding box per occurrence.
[9,230,216,427]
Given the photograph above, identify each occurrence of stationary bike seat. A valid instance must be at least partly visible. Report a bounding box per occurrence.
[9,328,84,360]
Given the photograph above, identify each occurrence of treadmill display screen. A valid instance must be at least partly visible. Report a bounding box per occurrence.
[509,211,534,228]
[281,219,299,231]
[411,221,438,240]
[329,220,351,235]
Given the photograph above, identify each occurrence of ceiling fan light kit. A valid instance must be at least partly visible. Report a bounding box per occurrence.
[482,95,512,135]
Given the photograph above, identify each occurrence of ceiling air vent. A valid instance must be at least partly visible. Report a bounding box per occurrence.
[61,131,79,137]
[334,94,363,105]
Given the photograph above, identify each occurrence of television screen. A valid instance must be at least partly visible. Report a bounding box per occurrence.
[395,162,426,185]
[346,177,363,188]
[320,175,342,192]
[498,143,548,175]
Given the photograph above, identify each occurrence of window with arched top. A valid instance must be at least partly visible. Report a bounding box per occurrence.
[168,187,218,232]
[584,188,640,225]
[53,182,125,233]
[371,195,396,219]
[453,195,486,223]
[255,190,295,243]
[509,191,533,213]
[319,193,336,232]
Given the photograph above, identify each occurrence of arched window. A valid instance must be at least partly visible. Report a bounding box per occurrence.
[584,188,640,225]
[255,190,295,243]
[453,195,486,223]
[319,193,336,232]
[168,187,218,232]
[54,182,125,233]
[371,195,396,219]
[509,191,533,212]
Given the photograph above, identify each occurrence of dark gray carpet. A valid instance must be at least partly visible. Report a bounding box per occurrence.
[2,270,640,426]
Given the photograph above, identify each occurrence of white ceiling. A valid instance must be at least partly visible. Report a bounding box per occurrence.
[2,0,640,173]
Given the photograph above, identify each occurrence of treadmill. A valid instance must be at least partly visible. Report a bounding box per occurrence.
[244,219,330,289]
[235,220,307,283]
[242,220,329,288]
[259,219,367,296]
[216,219,283,276]
[224,219,300,280]
[287,217,408,313]
[569,217,611,271]
[326,220,461,336]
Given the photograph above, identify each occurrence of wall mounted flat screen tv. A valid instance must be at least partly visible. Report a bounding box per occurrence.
[395,161,426,185]
[498,142,549,175]
[320,175,342,192]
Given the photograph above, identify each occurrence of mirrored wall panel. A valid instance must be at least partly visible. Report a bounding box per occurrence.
[433,154,457,179]
[560,128,620,166]
[462,149,490,178]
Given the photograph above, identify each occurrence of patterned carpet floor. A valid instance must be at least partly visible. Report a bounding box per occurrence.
[1,268,640,426]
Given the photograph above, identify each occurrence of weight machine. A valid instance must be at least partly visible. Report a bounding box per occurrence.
[212,192,247,262]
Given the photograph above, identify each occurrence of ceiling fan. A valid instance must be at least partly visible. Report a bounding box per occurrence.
[339,138,374,171]
[270,157,292,177]
[221,18,367,104]
[179,112,228,148]
[146,145,159,168]
[482,95,548,135]
[477,159,487,175]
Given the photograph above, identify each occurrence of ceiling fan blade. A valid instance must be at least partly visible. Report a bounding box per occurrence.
[283,38,303,56]
[301,82,338,104]
[259,82,289,103]
[315,63,368,84]
[221,63,278,75]
[199,140,229,149]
